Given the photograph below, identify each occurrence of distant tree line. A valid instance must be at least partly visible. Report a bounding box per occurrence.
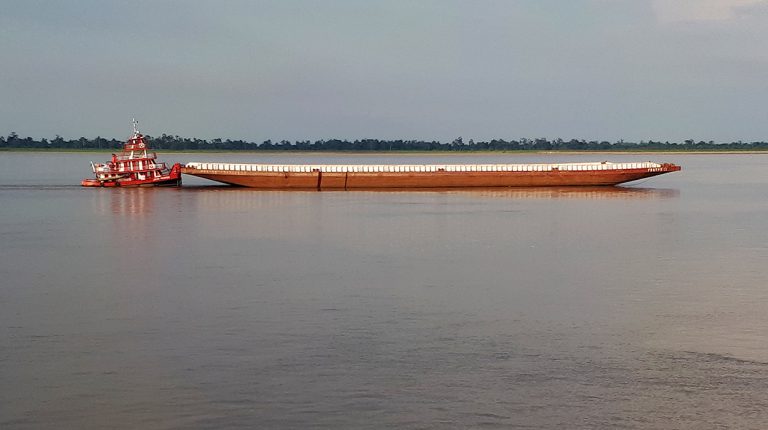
[2,132,768,151]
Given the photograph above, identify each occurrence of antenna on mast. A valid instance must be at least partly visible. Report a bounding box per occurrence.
[132,118,139,135]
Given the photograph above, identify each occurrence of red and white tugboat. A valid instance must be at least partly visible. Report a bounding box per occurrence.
[81,119,181,187]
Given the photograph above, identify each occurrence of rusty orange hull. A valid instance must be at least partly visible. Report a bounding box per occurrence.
[181,162,680,190]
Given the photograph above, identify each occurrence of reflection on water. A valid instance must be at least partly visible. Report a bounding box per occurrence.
[412,186,680,199]
[173,185,679,213]
[90,188,175,216]
[91,189,154,216]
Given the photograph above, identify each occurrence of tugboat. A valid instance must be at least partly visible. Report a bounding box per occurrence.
[81,119,181,187]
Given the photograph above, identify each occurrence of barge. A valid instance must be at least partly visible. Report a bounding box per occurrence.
[181,161,680,189]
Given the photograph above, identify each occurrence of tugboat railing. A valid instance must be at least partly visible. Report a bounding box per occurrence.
[94,162,169,173]
[115,162,168,172]
[115,152,157,161]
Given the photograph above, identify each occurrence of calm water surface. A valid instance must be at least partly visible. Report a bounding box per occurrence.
[1,152,768,429]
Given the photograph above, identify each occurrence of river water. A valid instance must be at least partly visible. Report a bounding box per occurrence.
[1,152,767,429]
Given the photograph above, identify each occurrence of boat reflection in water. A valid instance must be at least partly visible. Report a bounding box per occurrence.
[89,185,677,215]
[90,187,182,217]
[451,186,680,200]
[172,185,678,213]
[87,185,678,224]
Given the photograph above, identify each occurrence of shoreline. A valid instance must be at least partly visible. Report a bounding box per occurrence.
[2,148,768,155]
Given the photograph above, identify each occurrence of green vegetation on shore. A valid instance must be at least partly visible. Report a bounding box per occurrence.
[2,133,767,152]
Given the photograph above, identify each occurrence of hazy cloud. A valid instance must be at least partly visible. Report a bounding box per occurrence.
[652,0,768,23]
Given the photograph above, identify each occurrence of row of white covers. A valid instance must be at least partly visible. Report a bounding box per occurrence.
[184,162,661,173]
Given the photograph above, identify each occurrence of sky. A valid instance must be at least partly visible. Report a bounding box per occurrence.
[2,0,768,143]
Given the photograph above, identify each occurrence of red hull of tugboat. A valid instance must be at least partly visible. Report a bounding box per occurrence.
[181,162,681,189]
[80,164,182,187]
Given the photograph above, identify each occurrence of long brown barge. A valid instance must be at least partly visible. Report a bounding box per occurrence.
[181,161,680,189]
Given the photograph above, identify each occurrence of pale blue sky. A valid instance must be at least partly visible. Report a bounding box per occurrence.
[2,0,767,142]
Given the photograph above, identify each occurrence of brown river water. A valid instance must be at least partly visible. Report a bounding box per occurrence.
[1,152,767,429]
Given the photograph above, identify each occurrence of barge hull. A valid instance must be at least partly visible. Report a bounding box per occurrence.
[181,162,680,189]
